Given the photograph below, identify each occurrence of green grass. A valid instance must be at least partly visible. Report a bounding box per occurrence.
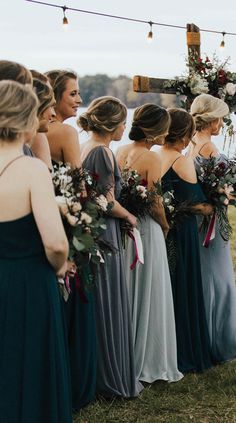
[74,207,236,423]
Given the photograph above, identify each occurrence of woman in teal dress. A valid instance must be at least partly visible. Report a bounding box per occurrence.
[47,69,97,410]
[0,80,72,422]
[158,108,215,373]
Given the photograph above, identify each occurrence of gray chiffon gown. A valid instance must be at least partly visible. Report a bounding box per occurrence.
[195,153,236,363]
[82,146,143,398]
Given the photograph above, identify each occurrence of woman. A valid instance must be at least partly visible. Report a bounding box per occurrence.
[78,96,143,397]
[188,93,236,363]
[30,70,54,169]
[46,69,81,167]
[116,104,183,383]
[158,108,215,373]
[46,69,96,410]
[0,80,71,422]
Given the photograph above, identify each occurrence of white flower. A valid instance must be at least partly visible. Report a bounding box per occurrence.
[56,196,69,216]
[96,195,108,211]
[167,205,175,213]
[190,74,209,95]
[136,185,146,192]
[223,198,229,206]
[80,212,92,225]
[72,202,82,213]
[225,82,236,96]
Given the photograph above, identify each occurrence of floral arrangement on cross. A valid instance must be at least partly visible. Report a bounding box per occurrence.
[164,51,236,149]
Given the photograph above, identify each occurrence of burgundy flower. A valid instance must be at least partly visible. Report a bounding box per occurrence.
[91,172,99,181]
[218,69,227,85]
[140,179,148,187]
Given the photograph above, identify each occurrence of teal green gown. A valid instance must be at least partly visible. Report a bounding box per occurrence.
[0,213,72,423]
[162,167,215,373]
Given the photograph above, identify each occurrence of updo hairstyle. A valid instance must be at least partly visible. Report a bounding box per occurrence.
[165,108,195,144]
[0,60,32,85]
[129,104,170,141]
[45,69,78,102]
[190,93,229,131]
[0,80,38,141]
[77,96,127,134]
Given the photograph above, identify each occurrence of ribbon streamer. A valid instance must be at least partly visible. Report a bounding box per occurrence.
[127,227,144,270]
[203,212,216,248]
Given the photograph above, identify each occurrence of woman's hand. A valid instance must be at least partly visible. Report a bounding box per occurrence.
[56,261,68,279]
[125,212,137,228]
[66,260,77,277]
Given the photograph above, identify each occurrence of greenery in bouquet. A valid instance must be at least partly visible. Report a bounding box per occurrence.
[119,168,162,219]
[197,156,236,240]
[52,163,113,290]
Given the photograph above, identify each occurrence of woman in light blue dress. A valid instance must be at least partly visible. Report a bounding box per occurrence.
[116,104,183,383]
[188,93,236,363]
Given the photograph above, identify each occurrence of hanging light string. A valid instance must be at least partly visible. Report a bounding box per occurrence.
[25,0,236,37]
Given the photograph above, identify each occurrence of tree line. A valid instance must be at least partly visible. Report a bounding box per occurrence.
[79,74,177,108]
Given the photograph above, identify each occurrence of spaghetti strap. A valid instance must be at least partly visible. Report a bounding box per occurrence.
[171,155,182,168]
[198,142,212,156]
[0,155,25,178]
[124,150,148,170]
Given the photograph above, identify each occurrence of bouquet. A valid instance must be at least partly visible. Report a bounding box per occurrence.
[162,190,192,229]
[119,168,161,219]
[52,163,113,298]
[197,156,236,241]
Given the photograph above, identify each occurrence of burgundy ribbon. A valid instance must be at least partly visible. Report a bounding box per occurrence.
[74,271,89,303]
[127,229,139,270]
[203,212,216,248]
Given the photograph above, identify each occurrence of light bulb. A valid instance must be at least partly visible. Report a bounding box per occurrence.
[62,6,69,30]
[147,22,153,43]
[220,32,226,48]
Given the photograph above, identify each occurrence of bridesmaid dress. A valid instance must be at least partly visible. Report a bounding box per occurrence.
[125,214,183,383]
[0,211,72,422]
[162,160,215,373]
[83,146,143,397]
[195,152,236,363]
[52,160,97,410]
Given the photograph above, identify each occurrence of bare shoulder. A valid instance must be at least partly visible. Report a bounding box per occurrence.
[26,157,51,178]
[201,142,218,157]
[173,156,197,183]
[146,150,161,164]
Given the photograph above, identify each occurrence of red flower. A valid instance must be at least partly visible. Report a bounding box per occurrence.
[140,179,148,187]
[218,69,227,85]
[91,172,99,181]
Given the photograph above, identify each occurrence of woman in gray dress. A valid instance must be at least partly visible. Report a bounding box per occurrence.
[78,96,143,398]
[188,93,236,363]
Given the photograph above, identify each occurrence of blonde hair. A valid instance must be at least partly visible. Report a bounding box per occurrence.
[77,96,127,133]
[33,78,55,117]
[45,69,78,102]
[190,94,229,131]
[0,80,38,141]
[0,60,32,85]
[129,104,170,141]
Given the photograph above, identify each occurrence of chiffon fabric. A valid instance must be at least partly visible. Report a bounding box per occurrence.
[162,166,214,373]
[83,146,143,397]
[0,213,72,423]
[125,215,183,383]
[195,153,236,363]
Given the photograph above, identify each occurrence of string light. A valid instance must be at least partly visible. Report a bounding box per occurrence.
[220,31,226,48]
[62,5,68,29]
[25,0,236,42]
[147,21,153,42]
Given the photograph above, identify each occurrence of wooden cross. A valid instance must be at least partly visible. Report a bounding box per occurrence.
[133,23,201,95]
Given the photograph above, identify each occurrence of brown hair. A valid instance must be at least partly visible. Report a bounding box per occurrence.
[78,96,127,134]
[45,69,78,102]
[129,104,170,141]
[0,80,38,141]
[0,60,32,85]
[33,78,55,117]
[165,108,195,144]
[30,69,49,84]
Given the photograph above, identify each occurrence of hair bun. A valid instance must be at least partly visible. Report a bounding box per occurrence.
[129,125,146,141]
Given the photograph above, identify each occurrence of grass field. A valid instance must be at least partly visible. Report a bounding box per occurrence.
[74,207,236,423]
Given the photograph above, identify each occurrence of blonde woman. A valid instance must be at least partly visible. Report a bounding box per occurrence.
[188,93,236,363]
[0,81,71,422]
[116,104,183,383]
[78,96,143,398]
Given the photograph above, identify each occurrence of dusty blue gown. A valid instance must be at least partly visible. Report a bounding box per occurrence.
[162,166,215,373]
[83,146,143,397]
[195,153,236,363]
[0,213,72,423]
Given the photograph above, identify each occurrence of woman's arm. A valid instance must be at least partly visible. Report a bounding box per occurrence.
[30,159,68,272]
[31,133,52,170]
[60,125,81,168]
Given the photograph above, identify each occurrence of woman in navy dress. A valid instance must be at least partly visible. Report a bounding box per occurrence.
[0,80,72,422]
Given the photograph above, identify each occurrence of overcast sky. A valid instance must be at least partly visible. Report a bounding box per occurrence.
[2,0,236,78]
